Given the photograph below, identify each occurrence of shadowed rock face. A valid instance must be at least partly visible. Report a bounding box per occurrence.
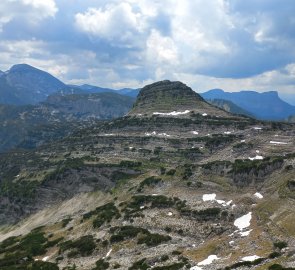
[129,80,205,114]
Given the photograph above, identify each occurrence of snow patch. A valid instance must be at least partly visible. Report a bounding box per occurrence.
[145,131,157,136]
[190,266,203,270]
[153,110,190,116]
[202,194,216,201]
[105,248,112,258]
[218,200,233,207]
[253,127,262,130]
[202,113,208,116]
[241,255,260,262]
[240,140,246,143]
[192,131,199,135]
[270,141,288,145]
[254,192,263,199]
[158,133,171,137]
[203,194,232,207]
[167,212,173,216]
[240,229,252,237]
[216,199,226,205]
[234,212,252,231]
[42,256,49,262]
[249,155,263,161]
[145,131,170,137]
[224,131,232,134]
[198,255,219,266]
[226,200,233,206]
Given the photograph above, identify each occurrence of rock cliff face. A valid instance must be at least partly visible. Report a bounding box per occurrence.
[129,80,231,117]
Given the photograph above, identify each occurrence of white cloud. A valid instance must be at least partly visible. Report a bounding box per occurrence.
[22,0,58,18]
[0,0,57,30]
[75,3,145,44]
[146,29,178,64]
[172,62,295,95]
[1,0,295,97]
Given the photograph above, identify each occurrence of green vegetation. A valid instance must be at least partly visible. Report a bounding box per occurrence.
[224,258,266,269]
[122,195,186,219]
[137,233,171,247]
[202,160,231,170]
[152,262,185,270]
[110,226,149,243]
[177,148,202,159]
[233,142,253,150]
[180,207,222,221]
[92,259,110,270]
[129,258,149,270]
[120,160,142,168]
[16,230,47,256]
[268,264,295,270]
[274,241,288,250]
[31,261,59,270]
[82,202,120,228]
[230,157,284,175]
[205,135,236,151]
[109,226,171,247]
[182,164,194,180]
[0,180,38,201]
[59,235,96,257]
[166,169,176,176]
[0,228,63,269]
[137,176,162,192]
[61,217,72,228]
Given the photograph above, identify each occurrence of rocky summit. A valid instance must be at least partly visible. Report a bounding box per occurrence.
[129,80,231,117]
[0,81,294,270]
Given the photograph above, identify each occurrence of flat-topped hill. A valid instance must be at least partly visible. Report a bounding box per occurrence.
[128,80,232,117]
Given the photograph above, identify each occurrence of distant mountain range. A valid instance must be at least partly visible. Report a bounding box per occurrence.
[206,99,254,118]
[0,64,66,105]
[1,64,295,121]
[201,89,295,121]
[73,84,139,97]
[0,92,134,152]
[0,64,139,105]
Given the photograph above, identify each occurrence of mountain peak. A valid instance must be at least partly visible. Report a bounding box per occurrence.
[0,64,66,105]
[129,80,232,117]
[9,63,39,72]
[129,80,203,115]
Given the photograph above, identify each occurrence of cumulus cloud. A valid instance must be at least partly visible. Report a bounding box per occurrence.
[75,3,146,45]
[0,0,295,96]
[0,0,57,30]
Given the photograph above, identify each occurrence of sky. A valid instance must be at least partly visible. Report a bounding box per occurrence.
[0,0,295,101]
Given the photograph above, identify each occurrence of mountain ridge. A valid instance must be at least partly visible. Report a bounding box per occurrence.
[0,64,66,105]
[0,92,134,152]
[201,89,295,120]
[129,80,233,118]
